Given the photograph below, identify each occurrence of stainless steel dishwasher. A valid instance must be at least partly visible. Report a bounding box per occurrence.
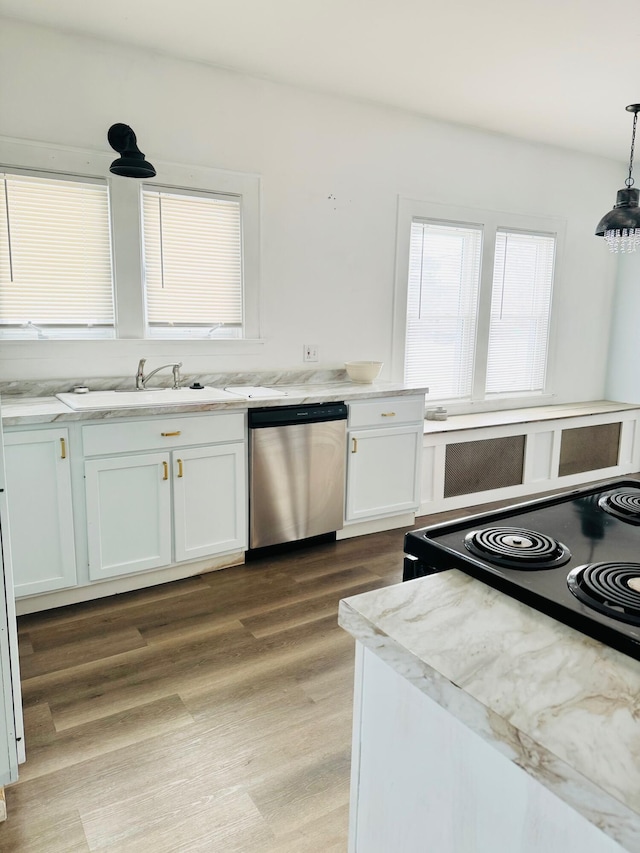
[248,403,348,549]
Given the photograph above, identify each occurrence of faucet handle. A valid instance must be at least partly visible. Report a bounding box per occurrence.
[135,358,147,390]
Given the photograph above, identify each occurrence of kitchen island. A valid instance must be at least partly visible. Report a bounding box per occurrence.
[339,571,640,852]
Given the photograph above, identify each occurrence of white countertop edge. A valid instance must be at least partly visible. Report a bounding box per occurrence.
[3,391,638,430]
[424,401,640,434]
[0,383,428,426]
[338,589,640,852]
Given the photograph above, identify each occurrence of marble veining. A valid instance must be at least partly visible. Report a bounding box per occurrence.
[0,381,428,426]
[339,572,640,851]
[423,400,640,433]
[0,368,352,398]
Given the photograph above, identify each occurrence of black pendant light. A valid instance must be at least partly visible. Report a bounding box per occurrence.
[107,123,156,179]
[595,104,640,253]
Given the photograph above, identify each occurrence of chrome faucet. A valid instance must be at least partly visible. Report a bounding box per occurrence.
[135,358,182,390]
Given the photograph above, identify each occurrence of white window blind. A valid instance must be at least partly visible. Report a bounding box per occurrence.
[142,188,243,333]
[405,220,482,400]
[0,173,114,335]
[485,230,556,395]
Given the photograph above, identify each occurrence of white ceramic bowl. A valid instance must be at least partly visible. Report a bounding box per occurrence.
[345,361,383,383]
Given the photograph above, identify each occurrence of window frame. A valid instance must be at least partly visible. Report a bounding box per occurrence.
[0,137,262,350]
[392,197,565,412]
[405,218,483,400]
[0,167,116,339]
[140,184,245,339]
[485,227,558,397]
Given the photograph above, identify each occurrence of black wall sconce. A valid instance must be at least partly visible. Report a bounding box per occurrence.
[108,123,156,179]
[595,104,640,253]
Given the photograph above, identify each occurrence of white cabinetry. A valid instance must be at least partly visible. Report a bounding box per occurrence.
[85,452,172,579]
[173,443,245,563]
[420,407,640,516]
[3,428,77,596]
[349,644,624,853]
[0,405,22,786]
[82,413,246,581]
[346,396,423,523]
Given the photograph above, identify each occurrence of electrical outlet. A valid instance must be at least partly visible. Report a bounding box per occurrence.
[303,344,319,362]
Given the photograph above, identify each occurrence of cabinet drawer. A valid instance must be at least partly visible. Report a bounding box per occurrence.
[348,396,425,429]
[82,412,245,456]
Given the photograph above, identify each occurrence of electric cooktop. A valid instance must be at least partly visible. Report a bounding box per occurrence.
[403,479,640,660]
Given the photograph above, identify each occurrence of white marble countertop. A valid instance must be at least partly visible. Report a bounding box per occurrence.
[339,572,640,852]
[423,400,640,434]
[0,381,427,426]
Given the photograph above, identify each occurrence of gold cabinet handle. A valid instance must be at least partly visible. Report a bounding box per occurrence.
[177,458,183,478]
[381,412,396,417]
[162,461,169,481]
[60,437,66,459]
[161,431,182,437]
[351,437,358,454]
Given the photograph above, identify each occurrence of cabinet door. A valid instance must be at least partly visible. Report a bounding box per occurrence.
[173,444,246,563]
[85,452,172,580]
[4,429,77,597]
[346,425,422,522]
[0,592,17,785]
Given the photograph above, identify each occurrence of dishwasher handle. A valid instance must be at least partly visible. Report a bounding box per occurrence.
[249,402,347,429]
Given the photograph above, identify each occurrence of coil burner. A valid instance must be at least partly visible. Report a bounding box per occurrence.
[598,490,640,525]
[404,479,640,660]
[568,562,640,625]
[464,527,571,570]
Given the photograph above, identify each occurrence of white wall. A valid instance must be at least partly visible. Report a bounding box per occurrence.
[0,18,622,402]
[606,253,640,403]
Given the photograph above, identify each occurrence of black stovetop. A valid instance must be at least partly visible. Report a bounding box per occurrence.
[403,478,640,660]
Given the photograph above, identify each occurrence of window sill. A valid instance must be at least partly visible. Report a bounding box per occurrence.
[0,338,266,354]
[422,400,640,434]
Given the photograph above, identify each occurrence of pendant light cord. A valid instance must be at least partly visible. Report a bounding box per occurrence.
[626,109,638,189]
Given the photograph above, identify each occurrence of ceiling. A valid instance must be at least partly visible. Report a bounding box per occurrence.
[2,0,640,162]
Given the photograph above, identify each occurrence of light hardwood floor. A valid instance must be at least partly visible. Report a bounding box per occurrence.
[0,525,419,852]
[1,477,626,852]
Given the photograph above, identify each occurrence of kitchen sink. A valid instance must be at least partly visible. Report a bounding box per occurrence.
[224,385,288,400]
[56,387,238,411]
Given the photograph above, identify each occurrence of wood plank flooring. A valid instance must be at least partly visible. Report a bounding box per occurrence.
[0,525,423,852]
[2,478,621,851]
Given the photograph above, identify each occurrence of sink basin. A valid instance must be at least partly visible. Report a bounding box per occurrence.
[56,387,238,411]
[224,385,288,400]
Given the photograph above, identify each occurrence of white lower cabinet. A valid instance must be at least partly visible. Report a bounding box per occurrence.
[346,396,423,522]
[173,443,246,563]
[83,413,247,581]
[4,428,77,596]
[85,452,173,580]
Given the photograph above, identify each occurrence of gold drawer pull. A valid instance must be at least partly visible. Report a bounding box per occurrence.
[161,431,182,437]
[177,458,183,478]
[381,412,396,417]
[351,437,358,454]
[60,437,66,459]
[162,461,169,481]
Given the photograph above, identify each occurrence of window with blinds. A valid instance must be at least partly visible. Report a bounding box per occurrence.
[405,220,482,399]
[0,172,114,338]
[141,187,243,338]
[403,213,558,404]
[485,230,556,395]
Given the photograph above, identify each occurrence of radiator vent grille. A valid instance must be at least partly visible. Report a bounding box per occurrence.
[559,423,621,477]
[444,436,525,498]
